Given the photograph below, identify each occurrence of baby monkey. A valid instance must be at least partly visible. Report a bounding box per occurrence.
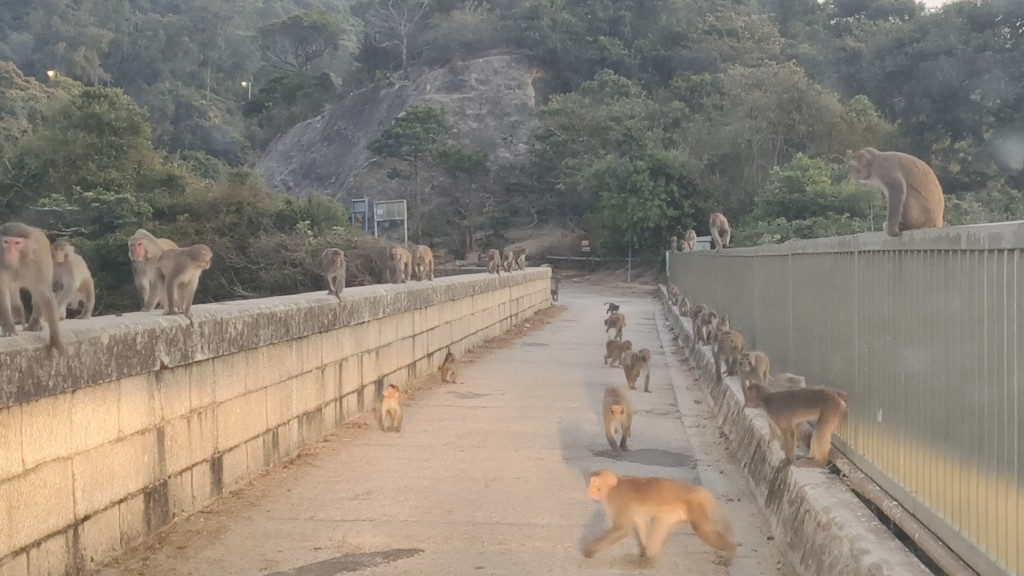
[440,348,457,383]
[584,470,736,565]
[602,387,633,451]
[379,384,403,432]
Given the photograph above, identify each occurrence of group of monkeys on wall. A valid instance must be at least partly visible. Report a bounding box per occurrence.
[0,215,537,355]
[0,223,213,354]
[670,147,947,254]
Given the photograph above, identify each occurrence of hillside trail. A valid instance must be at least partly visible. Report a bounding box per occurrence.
[91,277,793,576]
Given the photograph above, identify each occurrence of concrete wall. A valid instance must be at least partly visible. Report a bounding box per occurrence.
[657,289,930,576]
[0,269,551,576]
[667,222,1024,576]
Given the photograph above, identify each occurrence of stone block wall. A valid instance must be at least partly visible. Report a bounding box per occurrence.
[0,269,550,575]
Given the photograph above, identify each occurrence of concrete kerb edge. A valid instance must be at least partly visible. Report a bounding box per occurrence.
[655,286,931,576]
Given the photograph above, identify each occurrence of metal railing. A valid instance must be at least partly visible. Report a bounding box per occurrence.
[667,221,1024,576]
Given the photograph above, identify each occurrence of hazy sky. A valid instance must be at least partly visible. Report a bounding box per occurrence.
[920,0,952,6]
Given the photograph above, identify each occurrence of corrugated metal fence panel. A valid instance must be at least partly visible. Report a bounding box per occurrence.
[666,223,1024,575]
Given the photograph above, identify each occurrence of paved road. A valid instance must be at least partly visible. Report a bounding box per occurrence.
[94,282,793,576]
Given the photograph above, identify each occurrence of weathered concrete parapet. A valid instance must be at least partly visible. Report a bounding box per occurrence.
[0,269,550,575]
[658,287,930,576]
[0,270,548,407]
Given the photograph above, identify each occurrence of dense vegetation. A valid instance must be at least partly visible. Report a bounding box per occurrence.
[2,0,1023,312]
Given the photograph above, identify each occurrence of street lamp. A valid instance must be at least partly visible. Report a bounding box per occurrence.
[241,78,252,100]
[46,70,57,80]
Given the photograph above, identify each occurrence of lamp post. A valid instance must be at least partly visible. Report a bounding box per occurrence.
[241,79,252,100]
[46,70,57,80]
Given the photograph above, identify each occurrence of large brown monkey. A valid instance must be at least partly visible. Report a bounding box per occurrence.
[409,244,435,281]
[0,223,64,351]
[745,383,848,467]
[321,248,346,300]
[501,248,515,273]
[486,249,502,275]
[128,229,178,311]
[850,147,944,237]
[681,229,697,252]
[157,244,213,320]
[584,470,735,564]
[387,246,413,284]
[602,387,633,451]
[51,239,95,320]
[709,212,731,252]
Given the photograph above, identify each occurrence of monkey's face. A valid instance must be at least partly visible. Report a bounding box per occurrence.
[738,355,753,372]
[129,239,147,261]
[587,472,617,500]
[52,245,68,263]
[849,152,872,180]
[610,405,624,416]
[2,235,25,265]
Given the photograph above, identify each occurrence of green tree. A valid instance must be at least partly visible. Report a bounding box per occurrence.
[368,104,451,204]
[257,10,346,73]
[587,148,698,255]
[433,143,491,253]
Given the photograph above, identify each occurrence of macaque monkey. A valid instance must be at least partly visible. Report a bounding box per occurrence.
[713,330,745,384]
[738,351,772,405]
[387,246,413,284]
[604,302,619,315]
[602,387,633,451]
[604,339,632,367]
[681,229,697,252]
[669,236,678,252]
[622,348,652,393]
[157,244,213,320]
[128,229,179,311]
[709,314,730,346]
[677,297,691,316]
[849,147,945,237]
[409,244,435,281]
[604,311,626,341]
[487,249,502,275]
[666,284,680,305]
[688,303,707,326]
[584,470,736,564]
[512,246,528,271]
[695,310,718,346]
[745,383,848,467]
[0,223,65,352]
[440,348,457,383]
[501,248,515,273]
[320,248,346,300]
[51,240,95,320]
[551,277,561,302]
[709,212,731,253]
[379,384,403,432]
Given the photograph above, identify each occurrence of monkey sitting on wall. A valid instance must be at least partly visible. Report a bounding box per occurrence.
[850,147,944,237]
[709,212,731,252]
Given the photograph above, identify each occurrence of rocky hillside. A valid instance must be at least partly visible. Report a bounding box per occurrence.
[256,54,541,202]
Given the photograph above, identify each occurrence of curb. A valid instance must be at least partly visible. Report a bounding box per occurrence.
[656,286,930,576]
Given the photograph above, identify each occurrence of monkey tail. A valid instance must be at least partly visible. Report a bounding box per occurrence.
[691,489,736,559]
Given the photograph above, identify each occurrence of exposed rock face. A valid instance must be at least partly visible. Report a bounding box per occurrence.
[256,55,540,201]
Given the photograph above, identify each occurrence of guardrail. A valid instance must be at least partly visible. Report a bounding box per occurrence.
[667,221,1024,576]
